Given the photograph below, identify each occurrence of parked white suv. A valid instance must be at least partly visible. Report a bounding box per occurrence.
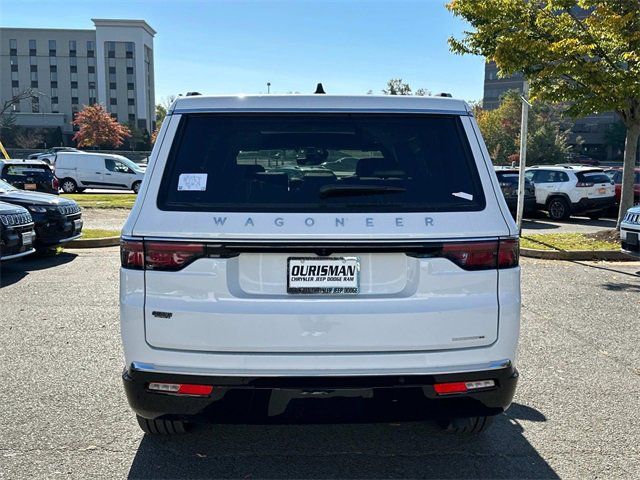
[120,94,521,435]
[525,165,615,220]
[621,205,640,257]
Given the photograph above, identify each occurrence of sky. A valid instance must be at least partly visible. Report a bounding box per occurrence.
[0,0,486,103]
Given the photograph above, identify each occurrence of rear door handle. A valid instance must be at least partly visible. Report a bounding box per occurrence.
[96,172,101,174]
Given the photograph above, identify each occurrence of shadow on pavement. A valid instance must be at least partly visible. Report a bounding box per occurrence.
[128,399,557,479]
[600,281,640,292]
[0,251,78,288]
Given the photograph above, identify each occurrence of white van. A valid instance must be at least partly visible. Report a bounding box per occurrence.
[120,94,521,435]
[54,152,145,193]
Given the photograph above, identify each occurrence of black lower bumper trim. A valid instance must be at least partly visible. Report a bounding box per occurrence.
[124,366,519,423]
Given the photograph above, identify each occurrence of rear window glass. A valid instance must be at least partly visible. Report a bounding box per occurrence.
[577,171,612,184]
[158,114,485,213]
[496,172,519,183]
[3,165,52,176]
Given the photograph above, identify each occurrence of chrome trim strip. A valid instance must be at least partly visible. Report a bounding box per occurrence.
[130,359,512,377]
[1,248,35,261]
[57,233,82,244]
[170,107,470,116]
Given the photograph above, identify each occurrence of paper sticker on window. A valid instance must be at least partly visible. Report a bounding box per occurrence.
[452,191,474,201]
[178,173,207,191]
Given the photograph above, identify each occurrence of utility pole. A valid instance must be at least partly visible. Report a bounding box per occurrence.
[267,82,271,94]
[516,81,530,231]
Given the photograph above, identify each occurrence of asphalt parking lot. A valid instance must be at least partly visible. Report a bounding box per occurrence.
[1,248,639,479]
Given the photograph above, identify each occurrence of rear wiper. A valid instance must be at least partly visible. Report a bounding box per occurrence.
[319,184,406,199]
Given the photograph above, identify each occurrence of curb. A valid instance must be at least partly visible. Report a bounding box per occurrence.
[521,247,636,261]
[65,236,120,248]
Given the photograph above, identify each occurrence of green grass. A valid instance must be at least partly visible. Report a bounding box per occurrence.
[62,194,136,209]
[81,228,120,239]
[521,233,619,251]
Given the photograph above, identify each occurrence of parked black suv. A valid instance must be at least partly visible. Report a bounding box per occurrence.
[0,160,59,194]
[495,168,536,216]
[0,179,82,249]
[0,201,36,261]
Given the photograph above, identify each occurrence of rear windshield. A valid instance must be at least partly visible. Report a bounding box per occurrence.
[576,171,613,184]
[2,165,53,177]
[158,114,485,213]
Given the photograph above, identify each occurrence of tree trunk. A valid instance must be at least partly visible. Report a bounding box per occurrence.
[617,121,640,229]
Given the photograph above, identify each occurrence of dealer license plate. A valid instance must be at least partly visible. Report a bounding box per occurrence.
[287,257,360,294]
[627,232,639,246]
[22,232,33,246]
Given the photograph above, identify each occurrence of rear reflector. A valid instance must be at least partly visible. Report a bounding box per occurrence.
[148,382,213,396]
[434,379,495,395]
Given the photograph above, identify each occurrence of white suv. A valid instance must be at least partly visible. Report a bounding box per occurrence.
[120,94,521,435]
[525,165,615,220]
[621,205,640,257]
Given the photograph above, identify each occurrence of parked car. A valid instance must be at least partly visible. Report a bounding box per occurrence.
[120,94,521,436]
[621,205,640,258]
[0,201,36,261]
[54,152,145,193]
[28,147,81,163]
[604,168,640,205]
[525,165,615,220]
[0,159,59,194]
[0,179,82,250]
[494,168,536,216]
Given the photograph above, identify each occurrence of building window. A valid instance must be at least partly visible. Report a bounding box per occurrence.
[11,71,18,81]
[126,66,134,75]
[70,65,77,73]
[88,73,96,82]
[51,96,58,104]
[88,66,95,74]
[88,57,95,67]
[50,81,58,88]
[69,40,76,57]
[71,81,78,88]
[128,114,136,122]
[89,97,97,105]
[88,81,96,89]
[127,83,134,90]
[109,66,116,74]
[32,98,39,113]
[127,74,134,83]
[70,57,77,67]
[51,104,58,113]
[128,105,136,114]
[108,58,116,68]
[126,58,134,68]
[87,41,94,57]
[10,55,18,65]
[110,98,117,105]
[50,65,57,73]
[30,72,38,81]
[127,89,135,99]
[9,38,17,55]
[49,40,56,56]
[71,88,78,97]
[30,65,38,72]
[107,41,115,58]
[51,88,58,97]
[109,82,117,89]
[126,42,134,58]
[127,98,135,106]
[50,72,57,81]
[72,97,79,105]
[49,56,57,66]
[71,72,78,81]
[11,64,18,72]
[110,89,117,98]
[109,73,116,82]
[29,39,36,56]
[12,80,19,88]
[30,56,37,66]
[31,81,38,88]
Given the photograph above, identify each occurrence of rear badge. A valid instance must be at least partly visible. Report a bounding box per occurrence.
[287,257,360,295]
[152,311,173,319]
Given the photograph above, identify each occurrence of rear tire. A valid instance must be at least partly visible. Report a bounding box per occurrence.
[439,415,494,434]
[135,415,188,435]
[132,181,141,194]
[60,178,78,194]
[547,197,570,220]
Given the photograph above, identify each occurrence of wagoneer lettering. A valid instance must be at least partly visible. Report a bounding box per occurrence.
[120,94,521,435]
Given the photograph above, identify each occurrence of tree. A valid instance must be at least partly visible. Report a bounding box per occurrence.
[1,88,39,116]
[475,90,572,165]
[72,104,131,148]
[447,0,640,227]
[382,79,430,96]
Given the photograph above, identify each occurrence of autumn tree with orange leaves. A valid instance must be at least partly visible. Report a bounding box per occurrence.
[72,104,131,148]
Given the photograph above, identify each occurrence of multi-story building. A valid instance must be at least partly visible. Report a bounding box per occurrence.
[482,61,621,162]
[0,19,156,145]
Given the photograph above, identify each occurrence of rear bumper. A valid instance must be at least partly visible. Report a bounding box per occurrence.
[33,214,83,246]
[572,195,615,212]
[123,362,519,422]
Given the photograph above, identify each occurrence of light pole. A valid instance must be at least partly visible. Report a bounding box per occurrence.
[267,82,271,94]
[515,81,530,231]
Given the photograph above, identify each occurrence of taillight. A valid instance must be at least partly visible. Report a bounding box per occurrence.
[576,182,594,187]
[121,240,205,271]
[121,239,144,269]
[145,241,205,271]
[412,239,519,270]
[52,177,59,190]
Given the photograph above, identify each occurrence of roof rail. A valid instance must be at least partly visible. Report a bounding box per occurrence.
[185,91,201,96]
